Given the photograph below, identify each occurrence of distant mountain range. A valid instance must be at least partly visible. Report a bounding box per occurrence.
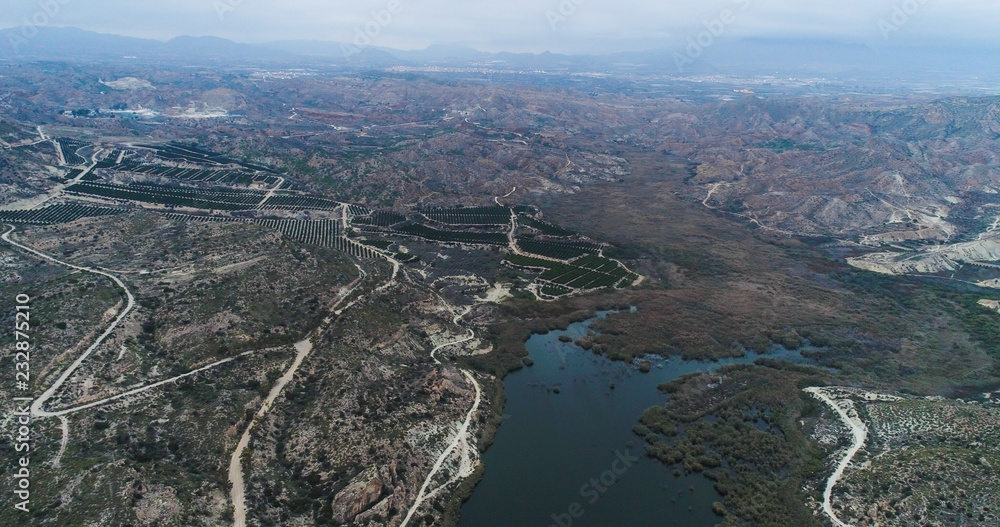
[2,26,1000,87]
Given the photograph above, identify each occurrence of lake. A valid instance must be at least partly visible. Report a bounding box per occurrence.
[459,309,810,527]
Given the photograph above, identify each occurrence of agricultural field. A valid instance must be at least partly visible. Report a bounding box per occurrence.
[144,142,231,164]
[540,284,573,297]
[118,162,280,187]
[353,210,407,227]
[515,236,601,261]
[159,213,380,258]
[518,213,576,236]
[66,181,266,210]
[62,168,85,181]
[93,149,125,169]
[259,193,341,211]
[139,142,277,173]
[55,138,88,165]
[573,253,630,273]
[391,223,508,246]
[421,205,512,226]
[0,203,126,224]
[358,237,393,250]
[347,204,374,216]
[504,253,637,295]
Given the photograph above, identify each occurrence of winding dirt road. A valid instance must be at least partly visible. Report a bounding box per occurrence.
[5,210,484,527]
[399,305,481,527]
[229,338,314,527]
[2,225,136,419]
[805,387,867,527]
[228,263,367,527]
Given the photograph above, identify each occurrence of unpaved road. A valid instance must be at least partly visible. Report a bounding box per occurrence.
[400,306,480,527]
[42,350,262,417]
[256,177,285,208]
[805,387,867,527]
[229,338,314,527]
[0,148,102,212]
[2,225,136,419]
[7,205,480,527]
[229,264,367,527]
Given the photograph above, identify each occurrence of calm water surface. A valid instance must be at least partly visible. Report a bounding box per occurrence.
[459,310,809,527]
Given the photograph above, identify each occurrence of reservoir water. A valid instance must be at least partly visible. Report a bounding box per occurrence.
[459,309,810,527]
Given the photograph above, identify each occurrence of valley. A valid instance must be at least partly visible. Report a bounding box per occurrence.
[2,61,1000,527]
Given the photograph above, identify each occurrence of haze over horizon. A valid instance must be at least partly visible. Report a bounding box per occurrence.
[2,0,996,55]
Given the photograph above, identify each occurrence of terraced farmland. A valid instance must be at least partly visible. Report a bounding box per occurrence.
[120,163,280,187]
[421,205,512,226]
[504,254,556,270]
[348,204,374,216]
[353,211,407,227]
[0,203,127,225]
[63,168,85,181]
[140,142,234,166]
[94,149,125,169]
[259,194,341,212]
[392,223,507,246]
[160,213,338,244]
[516,237,601,261]
[66,181,266,210]
[141,142,277,173]
[159,213,380,259]
[518,214,576,237]
[79,171,102,181]
[64,181,360,215]
[505,253,636,295]
[56,139,88,165]
[359,238,393,250]
[252,219,342,247]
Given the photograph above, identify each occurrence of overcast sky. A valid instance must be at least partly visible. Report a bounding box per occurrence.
[1,0,995,53]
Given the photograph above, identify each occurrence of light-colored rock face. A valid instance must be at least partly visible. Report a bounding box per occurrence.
[847,252,957,275]
[331,466,393,524]
[101,77,155,90]
[849,236,1000,275]
[977,299,1000,312]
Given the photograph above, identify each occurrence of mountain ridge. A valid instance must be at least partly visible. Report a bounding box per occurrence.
[3,26,1000,86]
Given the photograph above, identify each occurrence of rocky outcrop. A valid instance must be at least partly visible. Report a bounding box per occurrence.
[331,462,405,524]
[332,468,387,524]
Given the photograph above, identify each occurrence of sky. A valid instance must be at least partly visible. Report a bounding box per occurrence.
[0,0,996,54]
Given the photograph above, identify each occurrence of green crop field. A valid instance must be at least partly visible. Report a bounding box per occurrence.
[159,213,380,259]
[505,253,634,295]
[120,162,279,187]
[421,205,512,225]
[392,223,507,246]
[66,181,265,210]
[259,194,341,211]
[56,138,88,165]
[353,211,407,227]
[0,204,126,225]
[516,237,600,261]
